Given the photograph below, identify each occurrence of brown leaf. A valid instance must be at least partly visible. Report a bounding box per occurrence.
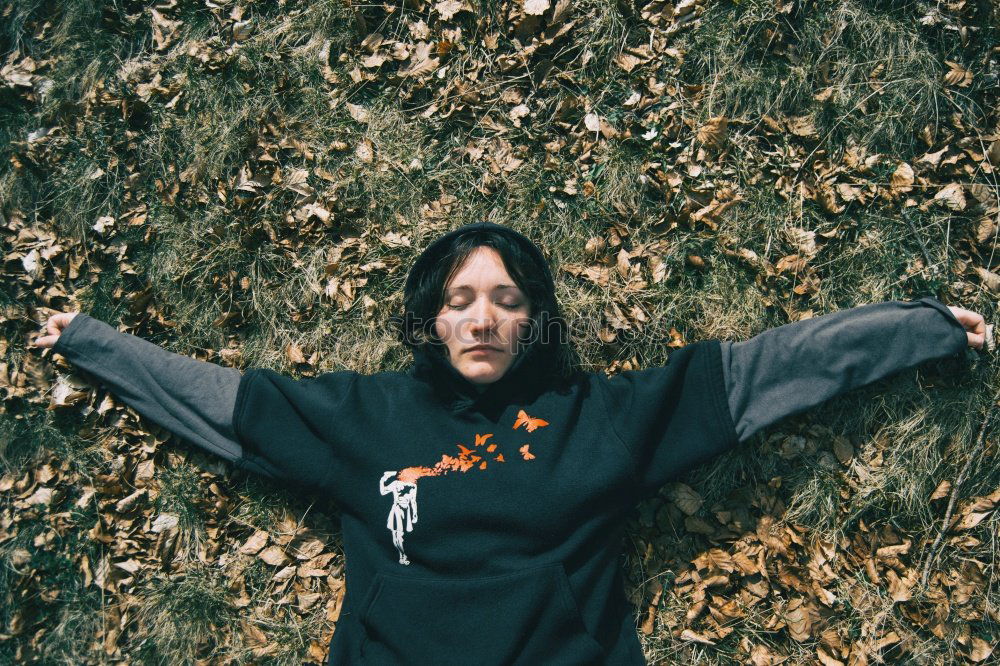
[876,540,910,557]
[562,262,612,287]
[917,147,948,168]
[869,631,899,653]
[286,342,306,365]
[401,42,439,78]
[787,227,818,257]
[667,482,703,515]
[784,598,814,641]
[943,60,972,87]
[297,591,323,612]
[886,568,916,602]
[679,628,716,645]
[435,0,468,20]
[934,183,966,211]
[23,487,54,506]
[150,513,179,534]
[750,644,788,665]
[988,141,1000,167]
[113,558,142,574]
[890,162,914,194]
[930,479,952,500]
[240,530,269,555]
[697,116,728,148]
[976,267,1000,294]
[816,646,845,666]
[968,637,995,663]
[817,185,844,214]
[355,138,374,163]
[115,488,146,513]
[832,436,854,465]
[955,509,993,530]
[787,116,819,139]
[259,545,289,566]
[346,103,370,123]
[976,217,995,244]
[523,0,551,16]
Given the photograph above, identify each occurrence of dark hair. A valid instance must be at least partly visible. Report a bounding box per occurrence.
[393,228,580,381]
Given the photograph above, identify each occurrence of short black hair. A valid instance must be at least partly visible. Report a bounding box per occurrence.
[393,227,580,380]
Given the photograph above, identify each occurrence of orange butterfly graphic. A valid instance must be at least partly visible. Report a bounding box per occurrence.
[474,433,493,447]
[456,444,475,456]
[519,444,535,461]
[495,453,505,462]
[513,409,549,433]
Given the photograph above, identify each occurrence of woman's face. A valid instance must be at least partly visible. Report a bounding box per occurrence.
[433,246,532,385]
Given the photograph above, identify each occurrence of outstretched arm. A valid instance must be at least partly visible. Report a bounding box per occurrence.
[720,297,982,444]
[39,312,247,466]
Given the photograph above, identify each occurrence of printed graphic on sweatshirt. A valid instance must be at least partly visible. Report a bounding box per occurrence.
[380,409,549,565]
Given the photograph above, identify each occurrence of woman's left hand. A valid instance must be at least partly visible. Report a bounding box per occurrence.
[948,306,988,349]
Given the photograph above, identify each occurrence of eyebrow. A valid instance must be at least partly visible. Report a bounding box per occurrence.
[445,284,521,295]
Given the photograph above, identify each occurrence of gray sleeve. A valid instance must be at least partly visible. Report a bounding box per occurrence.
[720,297,969,443]
[51,313,245,464]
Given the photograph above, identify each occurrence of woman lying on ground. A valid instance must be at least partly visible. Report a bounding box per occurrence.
[35,222,986,665]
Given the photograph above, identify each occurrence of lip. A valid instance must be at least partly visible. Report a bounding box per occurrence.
[466,345,502,354]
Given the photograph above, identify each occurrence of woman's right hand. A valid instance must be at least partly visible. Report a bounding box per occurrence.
[34,312,79,349]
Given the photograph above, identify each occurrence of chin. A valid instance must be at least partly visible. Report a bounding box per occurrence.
[461,362,506,385]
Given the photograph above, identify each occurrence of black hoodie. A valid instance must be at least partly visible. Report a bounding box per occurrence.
[232,222,740,664]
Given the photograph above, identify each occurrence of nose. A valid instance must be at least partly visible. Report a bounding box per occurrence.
[467,297,499,341]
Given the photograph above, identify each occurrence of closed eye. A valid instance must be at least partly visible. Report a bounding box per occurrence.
[447,302,523,310]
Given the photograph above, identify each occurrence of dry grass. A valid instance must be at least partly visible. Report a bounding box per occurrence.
[2,0,998,662]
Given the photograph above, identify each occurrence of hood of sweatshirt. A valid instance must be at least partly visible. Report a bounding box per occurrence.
[403,222,559,414]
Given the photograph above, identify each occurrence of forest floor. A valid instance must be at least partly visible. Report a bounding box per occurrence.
[1,0,999,663]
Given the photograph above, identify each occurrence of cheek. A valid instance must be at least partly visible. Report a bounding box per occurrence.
[434,312,456,345]
[505,317,531,346]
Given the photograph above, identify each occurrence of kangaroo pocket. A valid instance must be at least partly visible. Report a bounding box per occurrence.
[357,562,606,665]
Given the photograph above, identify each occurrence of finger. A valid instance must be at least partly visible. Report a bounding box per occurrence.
[35,335,55,348]
[969,332,984,350]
